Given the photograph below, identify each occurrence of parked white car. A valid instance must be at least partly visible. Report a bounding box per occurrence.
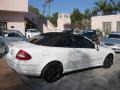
[25,29,41,39]
[6,33,115,83]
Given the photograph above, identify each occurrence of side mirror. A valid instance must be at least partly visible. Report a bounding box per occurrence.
[95,44,100,51]
[0,38,8,58]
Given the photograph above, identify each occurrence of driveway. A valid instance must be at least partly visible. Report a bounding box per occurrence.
[0,54,120,90]
[0,59,32,90]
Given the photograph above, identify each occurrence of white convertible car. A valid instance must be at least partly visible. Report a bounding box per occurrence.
[6,33,115,82]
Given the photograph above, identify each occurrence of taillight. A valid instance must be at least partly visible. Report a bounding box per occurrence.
[16,50,32,60]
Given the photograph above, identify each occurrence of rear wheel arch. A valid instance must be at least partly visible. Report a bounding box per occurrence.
[42,60,63,73]
[41,60,63,82]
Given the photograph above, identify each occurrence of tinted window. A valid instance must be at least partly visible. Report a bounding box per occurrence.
[56,37,74,47]
[72,36,95,48]
[0,31,2,36]
[28,30,39,32]
[30,34,75,47]
[3,31,24,37]
[108,34,120,39]
[30,35,60,46]
[7,33,20,37]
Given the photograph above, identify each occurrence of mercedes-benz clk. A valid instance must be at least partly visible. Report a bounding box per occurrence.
[5,32,115,83]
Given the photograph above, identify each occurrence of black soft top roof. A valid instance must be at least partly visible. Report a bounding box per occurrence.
[40,32,76,37]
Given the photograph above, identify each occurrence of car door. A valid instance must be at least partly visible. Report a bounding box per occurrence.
[55,36,75,71]
[73,36,100,68]
[0,37,8,58]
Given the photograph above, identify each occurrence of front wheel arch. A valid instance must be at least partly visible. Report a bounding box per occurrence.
[103,53,114,68]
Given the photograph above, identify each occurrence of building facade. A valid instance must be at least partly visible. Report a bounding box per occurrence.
[25,12,57,33]
[91,14,120,34]
[0,0,28,34]
[57,13,71,32]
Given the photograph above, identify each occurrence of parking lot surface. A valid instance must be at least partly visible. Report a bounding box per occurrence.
[0,54,120,90]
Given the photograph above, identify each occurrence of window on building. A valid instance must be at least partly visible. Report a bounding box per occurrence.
[102,22,111,34]
[59,15,63,18]
[117,21,120,32]
[64,15,69,18]
[0,22,7,30]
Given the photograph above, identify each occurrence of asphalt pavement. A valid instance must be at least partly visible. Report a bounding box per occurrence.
[0,53,120,90]
[22,53,120,90]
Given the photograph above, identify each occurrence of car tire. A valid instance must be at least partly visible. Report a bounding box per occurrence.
[103,54,113,68]
[41,61,63,83]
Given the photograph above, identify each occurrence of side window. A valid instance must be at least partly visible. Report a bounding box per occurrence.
[0,31,2,36]
[82,38,95,48]
[8,32,20,37]
[74,37,95,48]
[56,37,73,47]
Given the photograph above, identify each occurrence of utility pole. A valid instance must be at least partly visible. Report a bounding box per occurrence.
[45,0,53,19]
[43,3,46,17]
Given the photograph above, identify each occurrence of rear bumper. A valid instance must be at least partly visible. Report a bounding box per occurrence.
[6,59,42,76]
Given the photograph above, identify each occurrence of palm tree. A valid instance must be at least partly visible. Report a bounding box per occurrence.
[110,0,120,14]
[118,2,120,13]
[105,3,113,15]
[91,7,98,16]
[95,0,108,15]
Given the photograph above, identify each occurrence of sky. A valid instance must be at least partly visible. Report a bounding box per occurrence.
[28,0,118,15]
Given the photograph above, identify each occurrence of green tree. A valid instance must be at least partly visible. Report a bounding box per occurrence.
[106,3,113,15]
[82,9,91,29]
[71,8,83,30]
[49,12,58,27]
[91,7,98,16]
[95,0,120,15]
[95,0,108,15]
[29,5,41,16]
[110,0,120,14]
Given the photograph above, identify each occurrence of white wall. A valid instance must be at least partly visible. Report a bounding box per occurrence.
[0,11,25,34]
[57,13,71,31]
[91,14,120,32]
[0,0,28,12]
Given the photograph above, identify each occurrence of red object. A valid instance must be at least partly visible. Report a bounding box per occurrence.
[16,50,32,60]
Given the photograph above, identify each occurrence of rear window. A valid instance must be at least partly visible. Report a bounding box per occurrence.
[30,34,60,46]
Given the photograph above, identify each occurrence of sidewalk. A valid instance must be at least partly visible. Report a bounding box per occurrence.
[0,59,33,90]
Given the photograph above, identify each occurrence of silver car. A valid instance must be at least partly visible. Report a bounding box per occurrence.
[0,30,28,45]
[101,32,120,52]
[0,36,8,58]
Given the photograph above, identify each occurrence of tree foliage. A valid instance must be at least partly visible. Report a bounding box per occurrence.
[48,0,120,30]
[29,5,41,16]
[71,8,83,30]
[94,0,120,15]
[49,12,58,27]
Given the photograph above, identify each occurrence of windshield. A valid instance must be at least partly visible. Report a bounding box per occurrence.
[3,31,24,37]
[28,29,39,32]
[108,34,120,39]
[82,31,96,37]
